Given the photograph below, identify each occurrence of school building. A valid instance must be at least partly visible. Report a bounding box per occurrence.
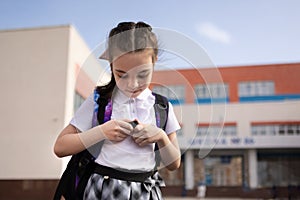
[151,63,300,198]
[0,24,300,199]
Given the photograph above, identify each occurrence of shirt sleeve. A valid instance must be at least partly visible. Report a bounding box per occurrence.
[70,94,94,132]
[165,102,181,135]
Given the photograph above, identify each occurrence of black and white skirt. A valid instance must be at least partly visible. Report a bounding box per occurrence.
[83,172,165,200]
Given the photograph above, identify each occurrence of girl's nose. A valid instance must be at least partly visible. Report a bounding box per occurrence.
[127,77,139,90]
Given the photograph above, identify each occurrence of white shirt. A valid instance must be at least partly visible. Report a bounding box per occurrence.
[70,88,180,170]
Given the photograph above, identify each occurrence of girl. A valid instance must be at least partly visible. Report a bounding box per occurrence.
[54,21,181,200]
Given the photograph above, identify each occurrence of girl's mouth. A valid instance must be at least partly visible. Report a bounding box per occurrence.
[126,88,142,96]
[128,88,140,93]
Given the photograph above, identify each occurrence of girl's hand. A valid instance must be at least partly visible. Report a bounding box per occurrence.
[100,119,133,142]
[132,123,181,171]
[132,124,167,146]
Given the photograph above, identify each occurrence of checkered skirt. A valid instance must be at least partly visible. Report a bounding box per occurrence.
[83,171,165,200]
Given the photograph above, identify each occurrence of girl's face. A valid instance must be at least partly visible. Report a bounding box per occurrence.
[112,51,155,98]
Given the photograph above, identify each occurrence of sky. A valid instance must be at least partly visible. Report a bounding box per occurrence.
[1,0,300,68]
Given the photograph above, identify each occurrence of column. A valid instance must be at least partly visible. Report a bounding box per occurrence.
[184,150,194,189]
[248,149,258,188]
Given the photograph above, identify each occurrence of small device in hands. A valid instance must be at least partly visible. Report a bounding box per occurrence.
[129,120,139,128]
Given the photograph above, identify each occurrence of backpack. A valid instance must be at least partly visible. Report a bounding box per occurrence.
[53,90,169,200]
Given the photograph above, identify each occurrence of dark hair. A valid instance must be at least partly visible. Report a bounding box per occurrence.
[96,21,159,99]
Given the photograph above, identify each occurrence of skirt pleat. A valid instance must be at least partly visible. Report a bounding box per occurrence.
[83,172,165,200]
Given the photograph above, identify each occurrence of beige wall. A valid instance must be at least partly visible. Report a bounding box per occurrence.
[0,25,106,179]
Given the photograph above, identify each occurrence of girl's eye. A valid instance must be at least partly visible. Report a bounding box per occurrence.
[138,72,150,78]
[117,73,128,79]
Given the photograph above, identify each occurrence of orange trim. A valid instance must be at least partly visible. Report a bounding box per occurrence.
[75,63,96,99]
[251,121,300,126]
[196,122,237,127]
[151,62,300,103]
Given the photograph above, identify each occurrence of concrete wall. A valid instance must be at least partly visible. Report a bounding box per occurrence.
[0,26,71,179]
[0,25,108,179]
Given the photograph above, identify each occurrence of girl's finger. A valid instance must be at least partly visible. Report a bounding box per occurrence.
[119,127,132,135]
[134,137,143,143]
[134,124,144,132]
[132,130,145,138]
[138,139,148,146]
[116,120,133,131]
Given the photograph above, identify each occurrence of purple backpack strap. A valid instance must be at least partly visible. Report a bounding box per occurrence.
[92,89,112,127]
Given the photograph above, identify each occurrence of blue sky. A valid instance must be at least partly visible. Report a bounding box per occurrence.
[1,0,300,68]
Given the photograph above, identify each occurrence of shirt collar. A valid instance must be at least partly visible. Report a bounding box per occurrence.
[113,88,153,104]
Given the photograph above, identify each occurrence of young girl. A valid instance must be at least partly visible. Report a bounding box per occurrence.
[54,21,181,200]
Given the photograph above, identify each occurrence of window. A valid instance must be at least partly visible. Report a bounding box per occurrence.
[257,151,300,187]
[238,81,274,97]
[197,126,208,136]
[251,122,300,136]
[74,92,85,112]
[203,156,243,186]
[152,85,185,104]
[279,125,285,135]
[195,84,208,98]
[195,83,229,99]
[222,126,237,136]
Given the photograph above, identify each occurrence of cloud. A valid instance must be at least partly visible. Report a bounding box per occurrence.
[196,22,232,44]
